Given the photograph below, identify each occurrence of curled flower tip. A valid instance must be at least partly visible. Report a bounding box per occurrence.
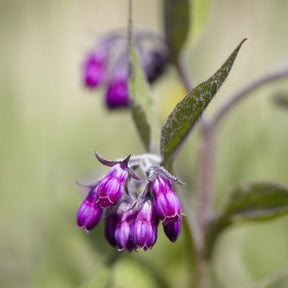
[97,163,129,208]
[83,50,107,88]
[152,176,182,225]
[132,200,157,250]
[93,151,118,167]
[163,218,182,242]
[77,192,103,233]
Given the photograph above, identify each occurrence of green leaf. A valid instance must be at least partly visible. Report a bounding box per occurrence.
[164,0,190,60]
[81,267,110,288]
[129,43,159,152]
[205,182,288,260]
[160,39,246,162]
[222,183,288,222]
[274,92,288,109]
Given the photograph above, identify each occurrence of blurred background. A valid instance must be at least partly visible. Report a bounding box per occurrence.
[1,0,288,287]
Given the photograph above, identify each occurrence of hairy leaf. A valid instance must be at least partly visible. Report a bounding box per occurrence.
[205,182,288,259]
[129,43,159,152]
[164,0,190,60]
[160,39,246,162]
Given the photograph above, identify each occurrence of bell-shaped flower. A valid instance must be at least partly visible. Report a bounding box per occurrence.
[105,69,130,109]
[132,200,157,250]
[114,201,136,252]
[163,218,182,242]
[83,49,107,88]
[76,187,103,233]
[151,175,182,225]
[97,163,129,208]
[104,209,118,247]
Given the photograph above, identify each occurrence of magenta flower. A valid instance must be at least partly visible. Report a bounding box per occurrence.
[163,218,182,242]
[105,210,118,247]
[106,69,130,109]
[97,163,129,208]
[83,50,107,88]
[151,176,182,224]
[76,188,103,233]
[114,201,136,252]
[132,200,158,250]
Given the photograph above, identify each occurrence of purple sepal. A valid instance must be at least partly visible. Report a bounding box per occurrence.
[114,202,136,252]
[97,163,129,208]
[163,218,181,242]
[132,200,157,250]
[152,176,182,224]
[94,151,131,168]
[106,69,130,109]
[83,50,106,88]
[76,189,103,233]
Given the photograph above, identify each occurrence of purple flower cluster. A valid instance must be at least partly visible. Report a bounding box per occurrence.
[82,32,168,110]
[76,153,182,251]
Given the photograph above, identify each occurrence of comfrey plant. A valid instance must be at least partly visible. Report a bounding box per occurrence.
[77,152,183,251]
[77,1,288,287]
[83,30,168,109]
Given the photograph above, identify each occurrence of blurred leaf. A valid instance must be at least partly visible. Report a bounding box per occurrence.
[273,92,288,109]
[160,39,246,162]
[129,43,159,152]
[191,0,211,42]
[113,257,164,288]
[222,183,288,221]
[81,267,110,288]
[164,0,190,60]
[205,182,288,259]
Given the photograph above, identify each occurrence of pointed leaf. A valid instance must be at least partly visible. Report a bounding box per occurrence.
[160,39,246,162]
[129,43,159,152]
[164,0,190,60]
[205,182,288,259]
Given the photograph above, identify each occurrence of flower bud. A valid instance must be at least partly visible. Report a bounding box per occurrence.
[83,50,107,88]
[105,211,118,247]
[132,200,157,250]
[143,49,168,83]
[114,202,135,252]
[152,176,182,224]
[106,69,130,109]
[77,189,103,233]
[97,163,129,208]
[163,218,181,242]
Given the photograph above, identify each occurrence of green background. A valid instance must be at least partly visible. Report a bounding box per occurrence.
[1,0,288,287]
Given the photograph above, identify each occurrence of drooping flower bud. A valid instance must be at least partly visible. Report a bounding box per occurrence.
[132,200,157,250]
[76,188,103,233]
[114,201,136,252]
[83,50,107,88]
[106,69,130,109]
[151,176,182,225]
[97,163,129,208]
[143,49,169,83]
[105,210,118,247]
[163,218,182,242]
